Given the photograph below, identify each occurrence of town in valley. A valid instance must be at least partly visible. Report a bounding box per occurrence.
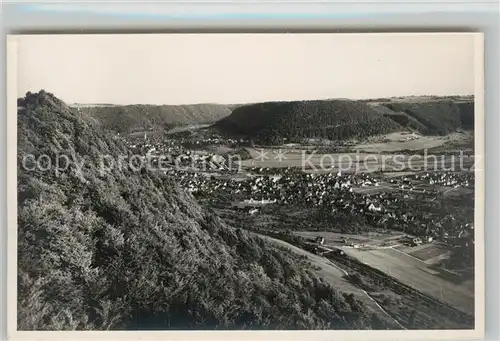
[75,95,476,329]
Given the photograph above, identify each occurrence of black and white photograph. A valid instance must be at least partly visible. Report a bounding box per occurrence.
[8,33,484,339]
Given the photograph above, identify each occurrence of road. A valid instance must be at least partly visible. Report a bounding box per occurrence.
[253,233,406,329]
[340,246,474,316]
[256,234,362,294]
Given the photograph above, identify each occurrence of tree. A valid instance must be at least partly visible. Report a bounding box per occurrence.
[408,309,417,328]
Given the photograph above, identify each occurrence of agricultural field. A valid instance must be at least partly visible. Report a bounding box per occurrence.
[235,143,475,173]
[284,229,475,327]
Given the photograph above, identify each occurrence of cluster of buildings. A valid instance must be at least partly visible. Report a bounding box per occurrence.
[323,189,472,242]
[123,130,246,154]
[412,172,473,188]
[120,132,474,246]
[167,166,473,244]
[386,171,474,191]
[121,135,242,172]
[184,137,245,146]
[123,135,184,155]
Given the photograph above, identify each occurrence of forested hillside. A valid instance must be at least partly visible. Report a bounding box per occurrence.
[17,91,393,330]
[213,98,475,144]
[214,100,402,144]
[79,103,233,134]
[75,97,474,141]
[380,100,474,135]
[368,104,428,133]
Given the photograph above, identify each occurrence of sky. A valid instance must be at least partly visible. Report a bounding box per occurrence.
[15,33,478,105]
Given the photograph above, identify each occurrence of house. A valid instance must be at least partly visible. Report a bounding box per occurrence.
[315,237,325,245]
[368,203,382,212]
[411,237,422,246]
[249,208,259,215]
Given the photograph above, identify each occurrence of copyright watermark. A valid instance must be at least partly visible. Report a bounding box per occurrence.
[19,148,479,179]
[20,152,246,178]
[300,149,477,173]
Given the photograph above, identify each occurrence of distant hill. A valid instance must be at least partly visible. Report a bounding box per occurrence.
[214,98,475,144]
[377,100,474,135]
[78,103,233,134]
[68,95,475,141]
[214,99,403,144]
[17,90,393,330]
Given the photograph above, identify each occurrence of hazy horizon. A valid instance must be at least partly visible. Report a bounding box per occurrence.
[16,33,478,105]
[57,94,474,107]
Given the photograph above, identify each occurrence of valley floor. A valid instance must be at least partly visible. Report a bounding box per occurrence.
[252,230,474,329]
[293,230,474,316]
